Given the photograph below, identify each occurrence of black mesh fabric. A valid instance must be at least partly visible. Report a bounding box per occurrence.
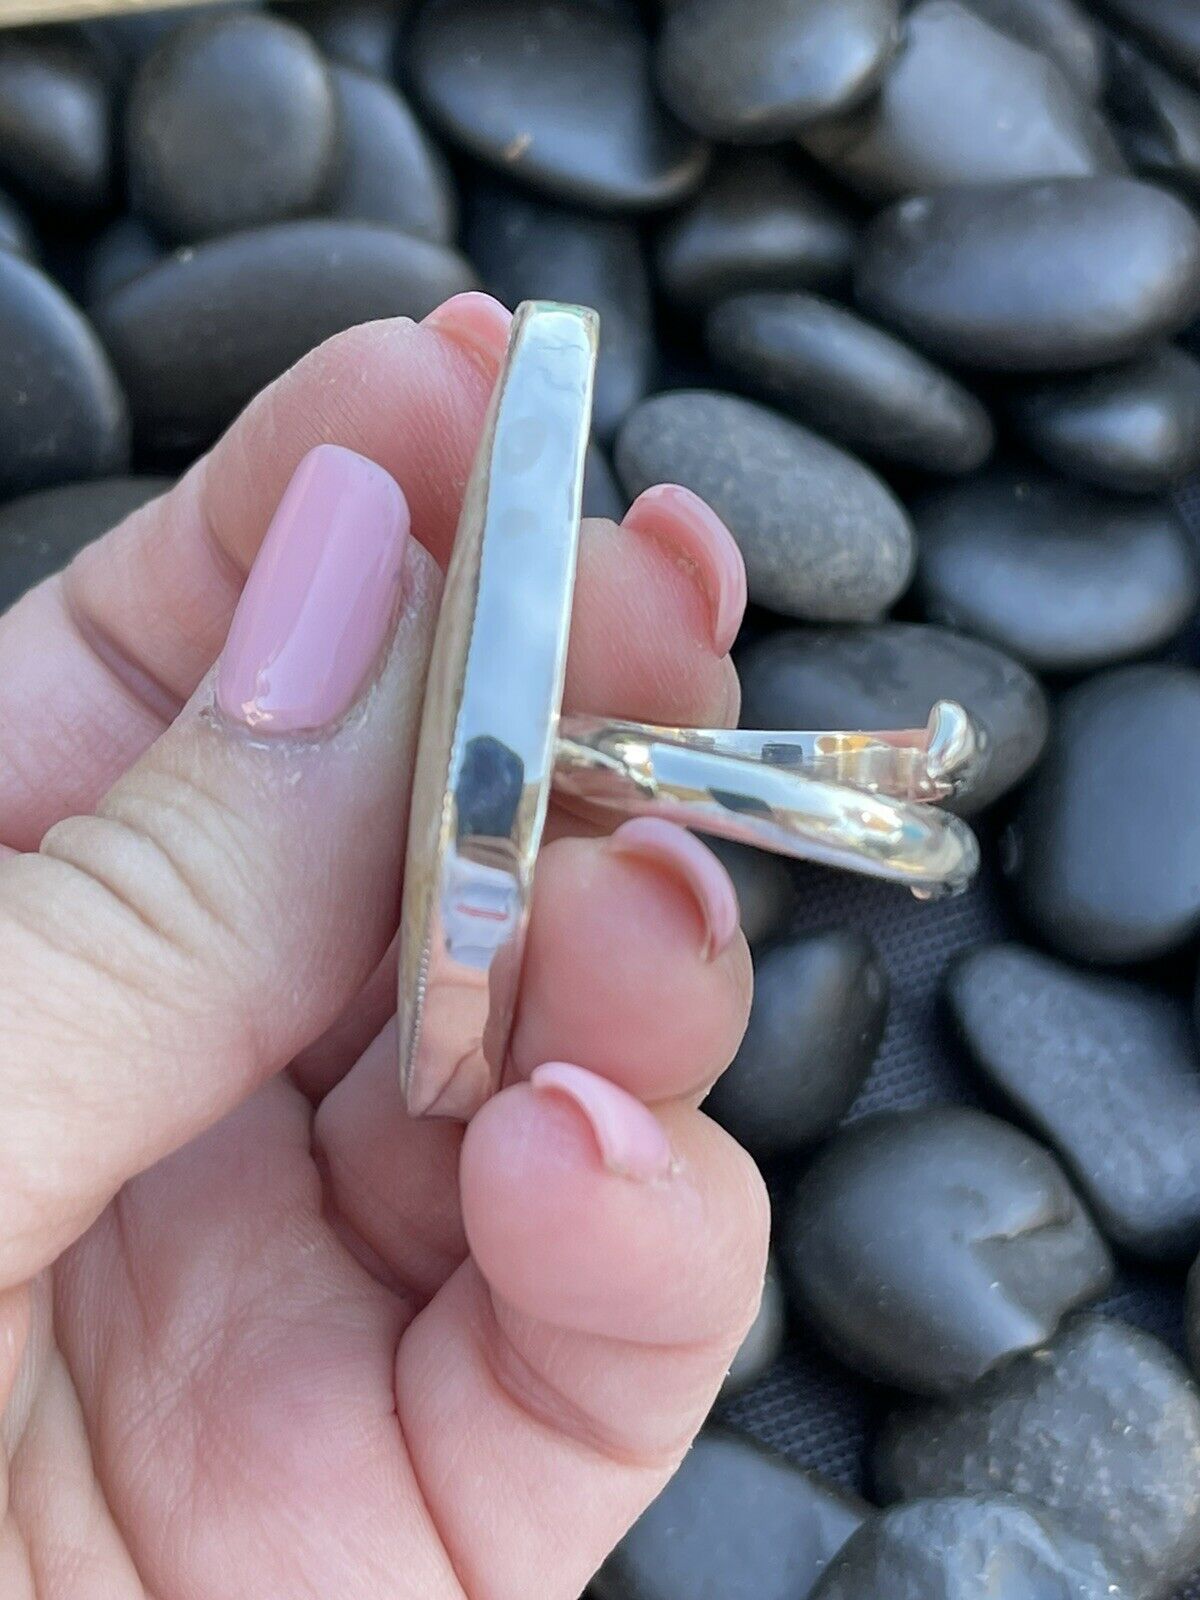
[713,484,1200,1599]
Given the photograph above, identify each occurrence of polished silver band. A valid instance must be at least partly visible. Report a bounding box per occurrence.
[398,300,982,1121]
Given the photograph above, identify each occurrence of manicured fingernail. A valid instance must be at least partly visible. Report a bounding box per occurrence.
[608,817,740,960]
[531,1062,675,1182]
[422,291,513,374]
[622,484,747,656]
[216,444,410,734]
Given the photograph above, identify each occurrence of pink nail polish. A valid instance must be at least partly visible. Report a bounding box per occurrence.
[622,484,747,656]
[531,1062,674,1182]
[216,444,410,734]
[422,291,513,374]
[608,817,740,960]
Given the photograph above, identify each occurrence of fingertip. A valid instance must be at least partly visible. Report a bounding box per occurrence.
[422,291,513,376]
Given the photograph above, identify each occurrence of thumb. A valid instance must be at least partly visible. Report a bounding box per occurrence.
[0,444,438,1288]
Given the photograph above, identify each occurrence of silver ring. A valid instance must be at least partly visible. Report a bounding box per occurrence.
[398,301,982,1121]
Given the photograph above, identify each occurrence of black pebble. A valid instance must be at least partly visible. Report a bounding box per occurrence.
[84,216,164,306]
[92,220,476,455]
[593,1429,868,1600]
[1010,346,1200,491]
[1107,37,1200,198]
[327,66,458,245]
[616,390,914,621]
[960,0,1104,101]
[83,4,262,70]
[913,468,1200,670]
[656,0,900,142]
[411,0,709,212]
[0,188,32,258]
[705,838,796,946]
[1093,0,1200,83]
[466,182,653,440]
[874,1315,1200,1600]
[721,1257,787,1399]
[0,250,128,499]
[289,0,402,78]
[783,1107,1113,1395]
[802,0,1122,200]
[0,475,171,610]
[705,291,993,474]
[1005,664,1200,962]
[950,942,1200,1261]
[655,152,856,308]
[856,177,1200,370]
[738,622,1049,814]
[581,441,627,522]
[126,13,338,244]
[706,931,886,1158]
[811,1496,1126,1600]
[0,34,112,214]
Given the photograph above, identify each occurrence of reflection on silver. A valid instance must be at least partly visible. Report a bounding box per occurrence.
[399,301,985,1122]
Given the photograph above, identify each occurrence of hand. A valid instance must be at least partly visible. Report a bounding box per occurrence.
[0,293,768,1599]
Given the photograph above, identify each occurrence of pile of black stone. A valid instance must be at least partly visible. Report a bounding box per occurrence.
[3,1,1200,1596]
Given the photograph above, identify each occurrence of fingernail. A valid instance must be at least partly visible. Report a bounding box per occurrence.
[622,484,747,656]
[216,444,410,734]
[608,817,740,960]
[422,291,513,374]
[531,1062,675,1182]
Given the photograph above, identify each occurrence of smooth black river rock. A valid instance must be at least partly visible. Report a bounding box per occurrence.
[126,12,338,244]
[1093,0,1200,83]
[914,469,1199,670]
[0,34,112,214]
[656,0,899,142]
[961,0,1104,100]
[1107,37,1200,197]
[950,942,1200,1261]
[875,1315,1200,1599]
[1010,345,1200,490]
[738,622,1049,813]
[0,250,128,498]
[594,1430,868,1600]
[706,932,885,1158]
[84,217,164,306]
[466,183,652,440]
[856,177,1200,370]
[290,0,403,78]
[615,390,914,621]
[0,475,171,609]
[720,1257,788,1400]
[783,1107,1113,1395]
[327,66,457,245]
[1005,665,1200,962]
[705,839,796,947]
[811,1496,1127,1600]
[0,188,32,258]
[706,291,993,473]
[655,152,855,307]
[801,1,1122,199]
[93,220,476,454]
[411,0,709,212]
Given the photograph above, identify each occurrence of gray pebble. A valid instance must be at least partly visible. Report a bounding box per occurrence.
[706,932,886,1158]
[706,291,993,474]
[411,0,709,213]
[0,188,32,258]
[1011,345,1200,490]
[466,182,652,439]
[738,622,1049,814]
[655,152,855,308]
[594,1430,867,1600]
[960,0,1104,100]
[126,13,338,243]
[615,390,914,622]
[1093,0,1200,82]
[327,66,457,245]
[950,942,1200,1261]
[783,1108,1113,1395]
[0,34,112,214]
[0,475,171,609]
[93,220,476,455]
[802,1,1122,200]
[656,0,899,142]
[875,1315,1200,1599]
[914,468,1200,671]
[84,216,164,306]
[1005,665,1200,962]
[858,176,1200,371]
[1107,37,1200,197]
[0,250,128,499]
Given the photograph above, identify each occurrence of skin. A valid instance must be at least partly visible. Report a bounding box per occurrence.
[0,297,768,1599]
